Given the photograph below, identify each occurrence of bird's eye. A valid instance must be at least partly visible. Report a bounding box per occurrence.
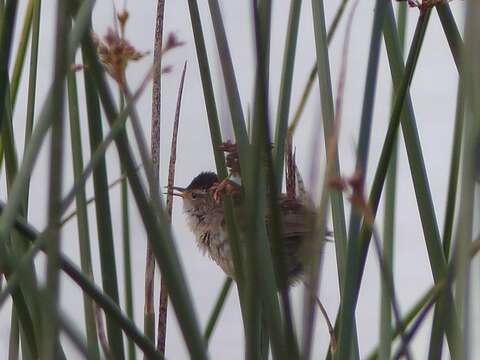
[191,192,197,199]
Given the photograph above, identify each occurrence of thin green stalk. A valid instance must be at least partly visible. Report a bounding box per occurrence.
[187,0,246,320]
[8,310,19,360]
[310,0,348,297]
[435,3,463,72]
[62,70,152,214]
[0,205,163,359]
[119,91,135,360]
[207,0,250,174]
[344,0,428,336]
[384,6,460,357]
[122,172,135,360]
[0,232,46,308]
[379,3,406,359]
[257,0,271,86]
[80,31,207,358]
[453,1,480,356]
[442,85,465,259]
[367,280,443,360]
[1,81,40,360]
[2,79,18,190]
[7,281,37,357]
[204,278,232,342]
[337,0,388,358]
[309,0,352,358]
[348,4,461,358]
[23,0,41,204]
[273,0,302,186]
[289,0,348,132]
[0,0,94,285]
[9,0,34,108]
[427,81,465,359]
[82,49,125,360]
[0,77,165,311]
[43,0,69,357]
[2,52,41,360]
[67,66,100,359]
[247,3,289,359]
[0,0,18,132]
[0,2,92,356]
[254,2,299,355]
[329,4,442,359]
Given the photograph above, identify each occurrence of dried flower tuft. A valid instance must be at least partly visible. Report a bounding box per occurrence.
[164,33,185,52]
[92,27,149,85]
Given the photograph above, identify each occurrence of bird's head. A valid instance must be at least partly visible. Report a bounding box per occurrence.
[169,171,219,210]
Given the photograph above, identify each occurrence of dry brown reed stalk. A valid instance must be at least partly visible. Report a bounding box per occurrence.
[93,12,183,354]
[95,306,112,359]
[157,61,187,354]
[146,1,166,348]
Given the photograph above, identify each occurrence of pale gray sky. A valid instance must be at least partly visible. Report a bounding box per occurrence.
[0,1,468,358]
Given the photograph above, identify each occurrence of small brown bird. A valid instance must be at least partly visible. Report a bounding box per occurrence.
[172,171,325,285]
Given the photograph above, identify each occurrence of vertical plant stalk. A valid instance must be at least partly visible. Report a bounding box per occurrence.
[207,0,249,171]
[204,278,233,342]
[23,0,41,205]
[82,49,125,360]
[273,0,301,187]
[249,3,292,360]
[121,165,136,360]
[9,0,33,108]
[187,0,247,328]
[0,0,18,132]
[309,0,355,358]
[43,0,69,357]
[425,3,463,357]
[427,81,464,360]
[379,3,406,359]
[453,1,480,356]
[145,0,165,345]
[310,0,349,299]
[8,310,19,360]
[384,7,460,358]
[81,32,207,357]
[308,2,362,359]
[0,203,162,358]
[158,61,187,355]
[67,66,100,359]
[116,57,135,360]
[0,3,95,357]
[0,79,42,358]
[289,0,348,132]
[338,0,387,356]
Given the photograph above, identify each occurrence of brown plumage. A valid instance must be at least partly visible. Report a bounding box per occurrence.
[173,171,327,285]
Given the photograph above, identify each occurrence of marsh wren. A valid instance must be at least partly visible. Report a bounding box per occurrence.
[172,171,324,285]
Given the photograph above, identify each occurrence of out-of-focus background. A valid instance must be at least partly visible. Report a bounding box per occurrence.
[0,1,468,358]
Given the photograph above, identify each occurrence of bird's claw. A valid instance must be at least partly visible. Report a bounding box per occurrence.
[209,178,239,203]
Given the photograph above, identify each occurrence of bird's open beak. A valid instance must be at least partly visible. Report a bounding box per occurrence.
[164,186,186,198]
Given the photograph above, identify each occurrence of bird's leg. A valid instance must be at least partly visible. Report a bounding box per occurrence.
[302,281,337,353]
[209,175,241,202]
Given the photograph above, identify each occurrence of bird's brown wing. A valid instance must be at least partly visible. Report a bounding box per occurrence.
[264,197,312,282]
